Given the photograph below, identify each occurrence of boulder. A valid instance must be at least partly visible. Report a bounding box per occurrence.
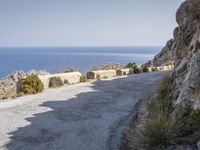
[0,71,26,99]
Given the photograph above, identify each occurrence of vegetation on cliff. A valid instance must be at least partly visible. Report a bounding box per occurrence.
[126,75,200,150]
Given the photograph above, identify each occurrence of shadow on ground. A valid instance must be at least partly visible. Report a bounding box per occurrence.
[5,72,164,150]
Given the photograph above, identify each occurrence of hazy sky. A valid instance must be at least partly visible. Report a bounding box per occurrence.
[0,0,183,47]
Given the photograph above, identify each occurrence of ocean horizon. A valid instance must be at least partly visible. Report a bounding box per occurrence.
[0,46,162,78]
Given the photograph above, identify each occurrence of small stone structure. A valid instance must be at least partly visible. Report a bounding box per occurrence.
[38,72,82,89]
[116,69,133,76]
[87,70,116,80]
[148,65,174,72]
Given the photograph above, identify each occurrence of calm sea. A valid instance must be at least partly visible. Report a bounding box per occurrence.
[0,47,161,78]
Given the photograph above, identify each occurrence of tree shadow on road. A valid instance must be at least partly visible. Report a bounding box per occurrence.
[5,73,162,150]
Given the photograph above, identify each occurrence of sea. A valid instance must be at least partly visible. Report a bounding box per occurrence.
[0,47,162,78]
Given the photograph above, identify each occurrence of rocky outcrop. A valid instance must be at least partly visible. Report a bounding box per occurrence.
[91,62,125,71]
[171,0,200,109]
[148,39,174,66]
[0,70,50,100]
[151,0,200,109]
[27,70,50,76]
[0,71,26,99]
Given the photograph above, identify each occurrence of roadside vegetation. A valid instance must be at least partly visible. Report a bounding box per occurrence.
[125,62,140,73]
[17,74,44,95]
[142,66,149,72]
[129,75,200,150]
[80,75,87,82]
[49,77,64,88]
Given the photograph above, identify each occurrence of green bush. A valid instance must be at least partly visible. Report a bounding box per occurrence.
[178,106,200,136]
[96,75,101,80]
[133,114,184,150]
[165,60,174,66]
[134,75,177,149]
[18,74,44,95]
[80,75,87,82]
[152,67,158,72]
[125,62,140,73]
[134,74,200,149]
[147,75,173,115]
[64,79,69,84]
[142,66,149,72]
[49,77,64,88]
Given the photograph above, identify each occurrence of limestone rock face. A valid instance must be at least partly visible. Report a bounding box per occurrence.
[151,39,174,66]
[152,0,200,109]
[171,0,200,108]
[0,71,26,99]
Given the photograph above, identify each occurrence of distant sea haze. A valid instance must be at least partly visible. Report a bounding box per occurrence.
[0,47,161,78]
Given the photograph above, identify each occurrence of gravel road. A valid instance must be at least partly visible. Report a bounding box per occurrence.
[0,72,166,150]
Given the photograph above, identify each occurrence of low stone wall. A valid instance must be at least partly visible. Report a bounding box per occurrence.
[148,65,174,72]
[87,70,116,80]
[38,72,82,89]
[116,69,133,76]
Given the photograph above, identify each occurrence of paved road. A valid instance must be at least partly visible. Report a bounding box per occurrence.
[0,72,166,150]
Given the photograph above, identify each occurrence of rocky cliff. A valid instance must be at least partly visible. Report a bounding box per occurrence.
[0,70,49,100]
[0,71,26,99]
[152,0,200,110]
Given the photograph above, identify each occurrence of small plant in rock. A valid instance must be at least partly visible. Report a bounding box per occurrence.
[165,60,174,66]
[80,75,87,82]
[49,77,64,88]
[18,74,44,95]
[133,114,184,150]
[178,106,200,136]
[142,66,149,72]
[96,75,101,80]
[152,67,158,72]
[64,79,69,84]
[125,62,140,73]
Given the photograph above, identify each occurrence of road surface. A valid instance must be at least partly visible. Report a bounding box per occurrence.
[0,72,166,150]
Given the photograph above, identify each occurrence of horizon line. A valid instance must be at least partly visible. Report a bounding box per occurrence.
[0,45,164,48]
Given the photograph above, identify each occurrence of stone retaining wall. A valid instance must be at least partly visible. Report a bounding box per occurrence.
[147,65,174,72]
[116,69,133,76]
[38,72,82,89]
[87,70,116,80]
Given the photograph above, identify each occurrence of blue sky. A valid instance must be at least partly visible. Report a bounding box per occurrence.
[0,0,183,47]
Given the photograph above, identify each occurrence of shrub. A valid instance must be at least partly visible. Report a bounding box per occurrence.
[178,106,200,136]
[80,75,87,82]
[134,74,200,149]
[147,75,173,115]
[102,76,108,79]
[152,67,158,72]
[134,75,177,149]
[18,74,44,95]
[49,77,64,88]
[96,75,101,80]
[165,60,174,66]
[133,114,185,150]
[125,62,140,73]
[142,66,149,72]
[64,79,69,84]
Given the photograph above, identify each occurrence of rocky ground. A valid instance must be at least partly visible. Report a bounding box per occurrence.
[0,72,166,150]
